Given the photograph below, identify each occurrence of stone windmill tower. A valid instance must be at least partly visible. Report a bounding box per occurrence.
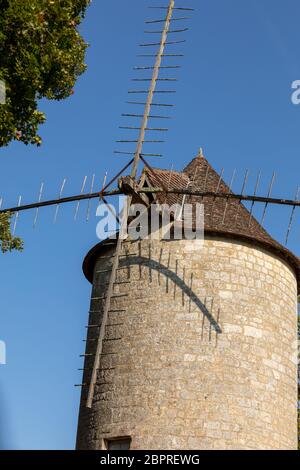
[76,151,299,450]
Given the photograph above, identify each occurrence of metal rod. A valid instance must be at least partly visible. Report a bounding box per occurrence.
[164,163,174,204]
[128,90,176,94]
[221,169,236,225]
[137,53,184,57]
[97,172,108,210]
[133,66,181,70]
[126,102,174,107]
[122,113,171,118]
[116,140,165,143]
[145,17,190,24]
[119,126,169,130]
[261,172,276,225]
[74,176,87,221]
[235,170,249,226]
[285,186,300,245]
[33,182,44,227]
[203,166,209,192]
[148,7,194,11]
[86,174,95,222]
[115,151,163,157]
[211,169,224,221]
[12,196,22,235]
[248,171,261,228]
[178,164,199,220]
[53,178,66,223]
[131,78,177,81]
[144,28,189,34]
[139,40,185,46]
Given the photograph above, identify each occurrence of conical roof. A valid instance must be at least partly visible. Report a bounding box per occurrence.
[143,152,300,290]
[182,154,277,245]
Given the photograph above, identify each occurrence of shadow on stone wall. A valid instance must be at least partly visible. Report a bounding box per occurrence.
[120,255,222,335]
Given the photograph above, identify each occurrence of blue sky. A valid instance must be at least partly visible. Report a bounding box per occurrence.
[0,0,300,449]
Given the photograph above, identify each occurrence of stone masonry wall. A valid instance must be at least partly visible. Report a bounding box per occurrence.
[76,235,298,450]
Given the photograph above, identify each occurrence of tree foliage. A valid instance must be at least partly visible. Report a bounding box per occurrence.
[0,1,91,251]
[0,0,91,147]
[0,212,23,252]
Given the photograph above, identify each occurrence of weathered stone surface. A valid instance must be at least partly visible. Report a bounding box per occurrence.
[76,236,298,450]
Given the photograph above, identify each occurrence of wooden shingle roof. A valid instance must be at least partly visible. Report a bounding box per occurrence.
[143,154,300,290]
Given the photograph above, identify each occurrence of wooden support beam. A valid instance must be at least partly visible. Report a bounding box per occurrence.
[118,176,150,206]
